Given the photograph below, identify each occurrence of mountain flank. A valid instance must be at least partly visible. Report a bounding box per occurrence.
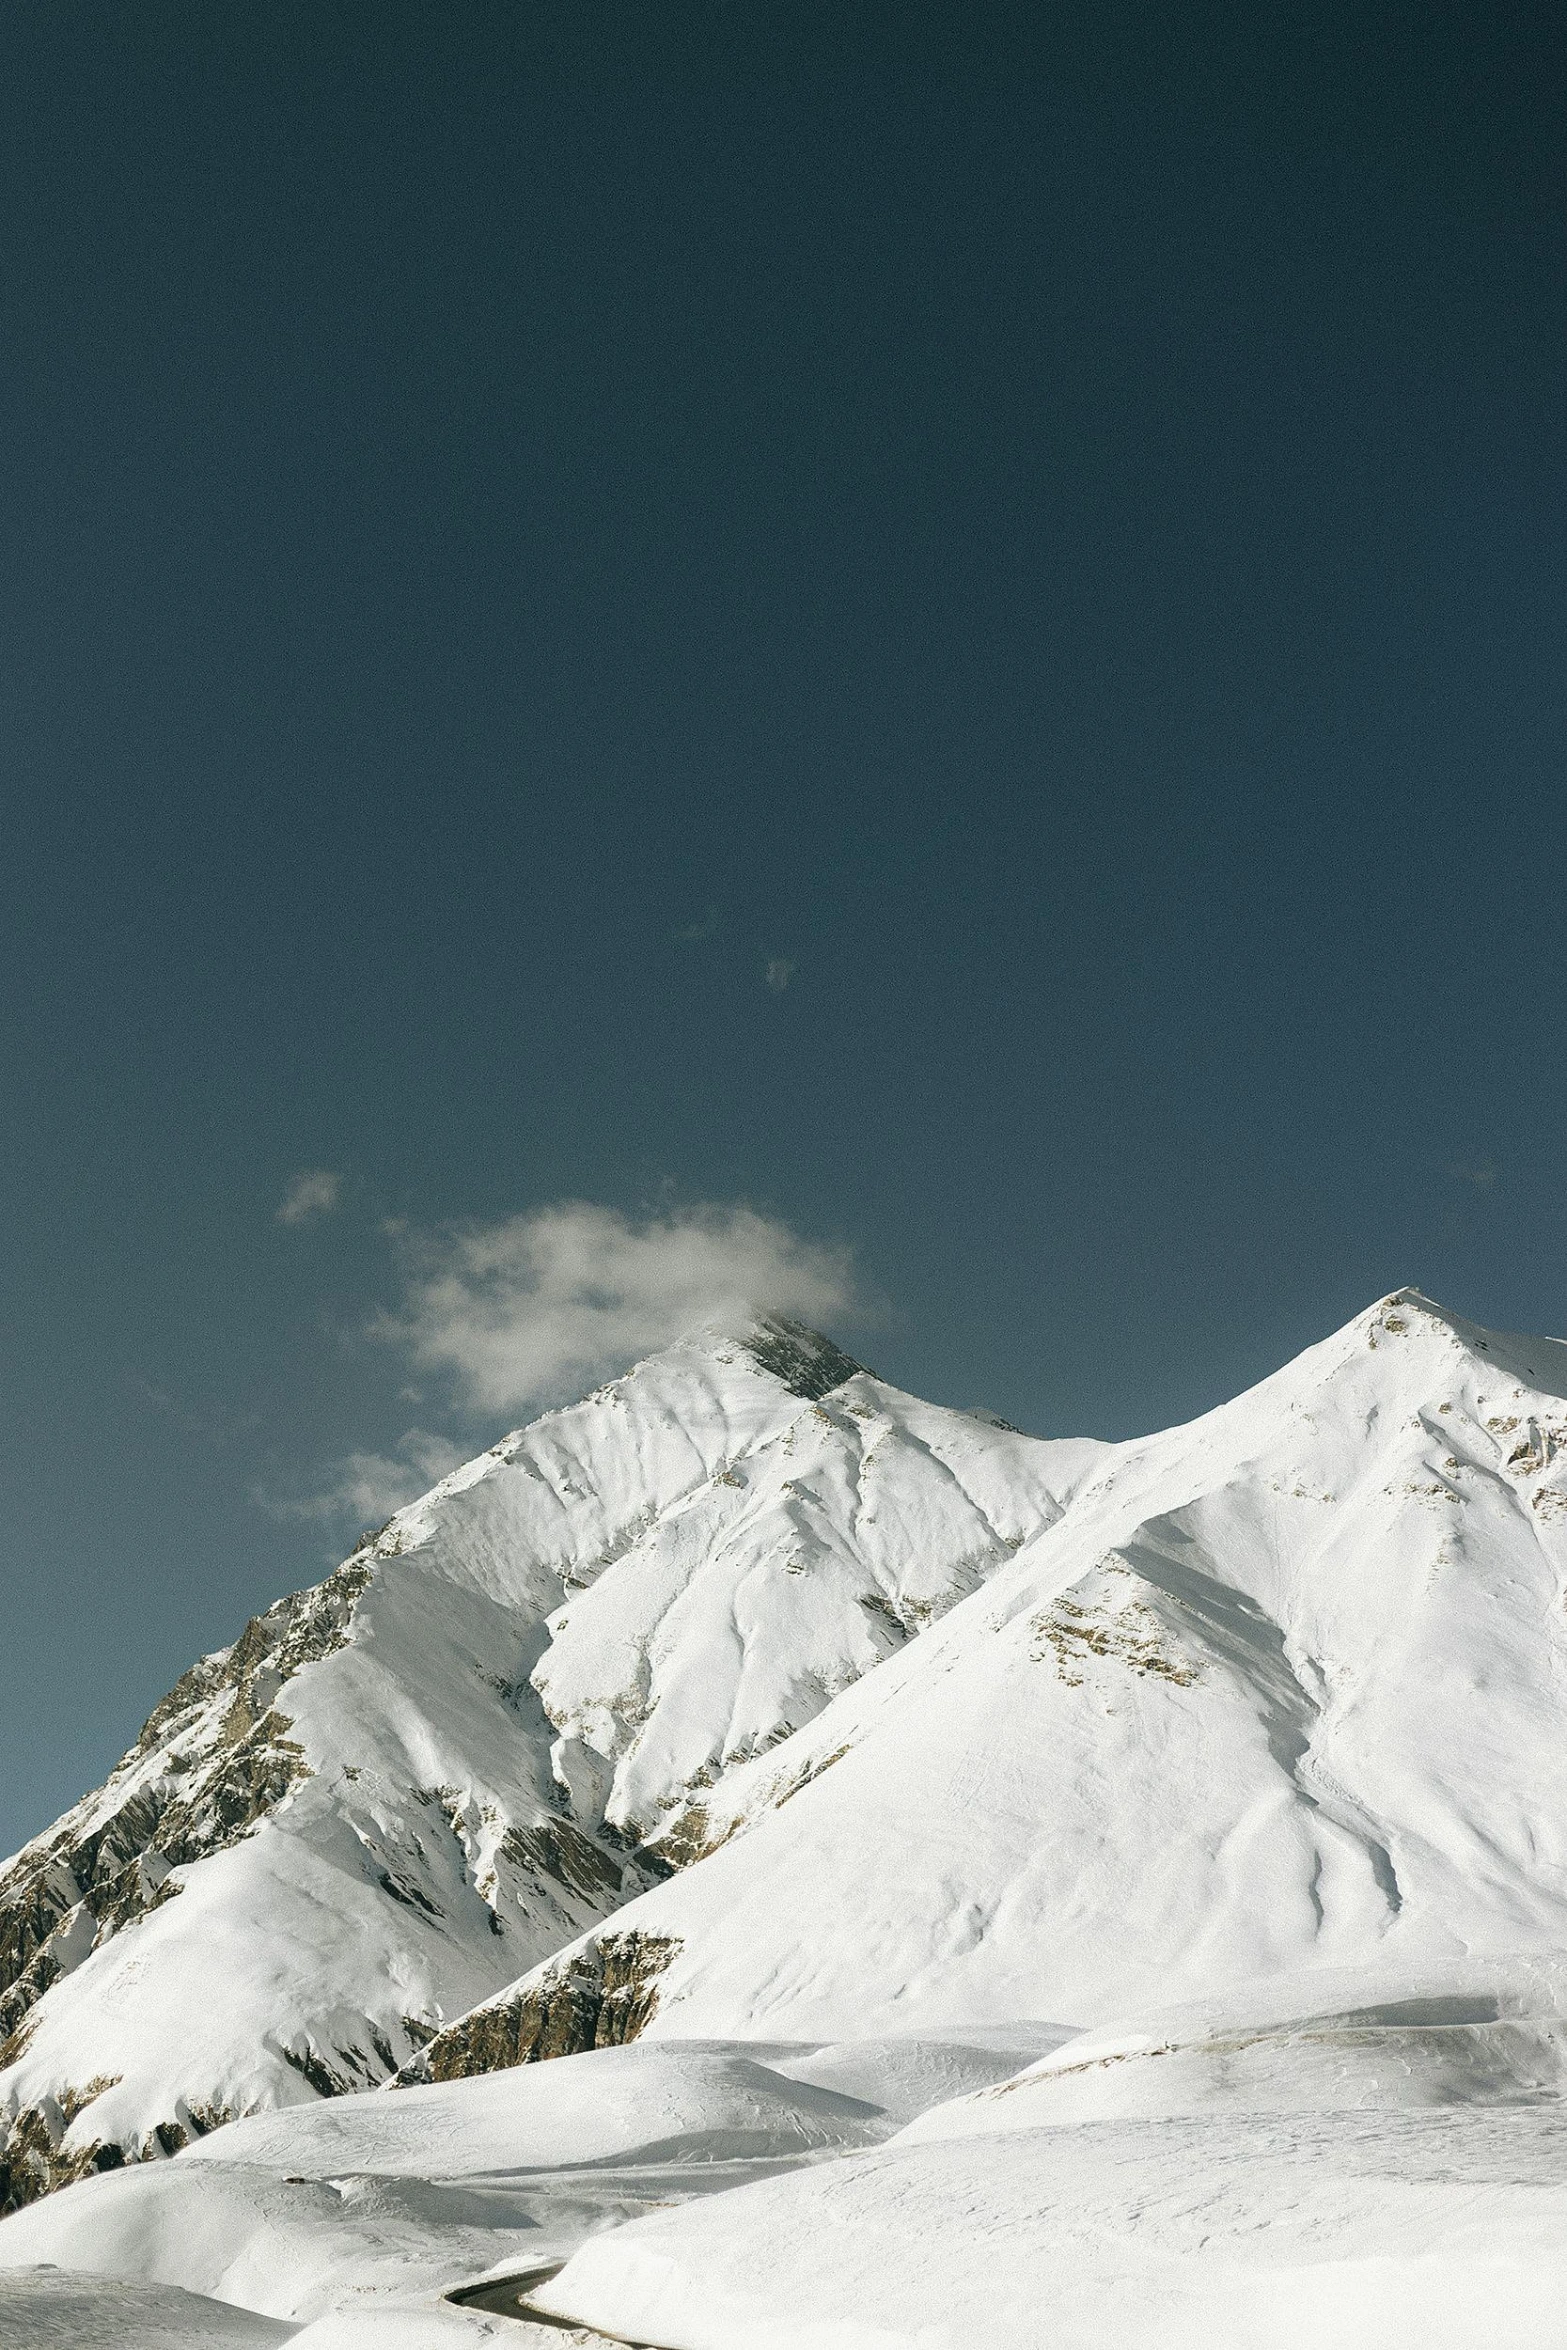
[0,1312,1097,2203]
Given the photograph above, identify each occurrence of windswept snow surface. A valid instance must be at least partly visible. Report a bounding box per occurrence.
[535,2101,1567,2350]
[899,1954,1567,2134]
[0,1316,1095,2189]
[0,2265,297,2346]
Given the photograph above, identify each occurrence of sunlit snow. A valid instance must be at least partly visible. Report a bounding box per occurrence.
[7,1289,1567,2344]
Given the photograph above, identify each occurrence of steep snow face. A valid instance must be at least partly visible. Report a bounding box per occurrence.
[430,1291,1567,2059]
[535,1370,1106,1855]
[0,1316,1101,2202]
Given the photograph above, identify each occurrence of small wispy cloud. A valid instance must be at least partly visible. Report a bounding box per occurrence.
[673,906,718,942]
[1446,1158,1498,1191]
[374,1198,859,1417]
[276,1169,343,1226]
[128,1373,261,1445]
[765,957,795,993]
[259,1427,466,1528]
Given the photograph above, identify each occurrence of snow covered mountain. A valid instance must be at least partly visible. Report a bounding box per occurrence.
[9,1286,1567,2345]
[411,1288,1567,2068]
[0,1315,1100,2206]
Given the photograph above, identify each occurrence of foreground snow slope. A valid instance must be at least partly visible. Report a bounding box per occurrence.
[0,1315,1098,2200]
[13,1972,1567,2347]
[0,2030,1063,2324]
[426,1290,1567,2059]
[537,2102,1567,2350]
[531,1958,1567,2350]
[0,2265,297,2347]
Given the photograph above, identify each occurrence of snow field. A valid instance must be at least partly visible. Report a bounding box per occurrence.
[0,2032,1050,2326]
[535,2105,1567,2350]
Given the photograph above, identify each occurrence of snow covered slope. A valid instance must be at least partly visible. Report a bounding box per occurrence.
[0,2027,1068,2326]
[535,2095,1567,2350]
[0,2266,298,2348]
[419,1290,1567,2065]
[0,2039,892,2322]
[527,1958,1567,2350]
[9,1971,1567,2346]
[898,1955,1567,2134]
[0,1315,1099,2204]
[13,1286,1567,2346]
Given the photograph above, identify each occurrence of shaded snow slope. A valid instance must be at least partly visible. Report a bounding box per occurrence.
[0,1315,1099,2200]
[0,2265,297,2347]
[427,1290,1567,2059]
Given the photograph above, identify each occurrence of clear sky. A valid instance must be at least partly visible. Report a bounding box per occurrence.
[1,2,1563,1854]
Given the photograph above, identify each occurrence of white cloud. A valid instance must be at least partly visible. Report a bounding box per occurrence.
[277,1168,343,1225]
[765,957,795,993]
[376,1199,858,1417]
[261,1428,466,1527]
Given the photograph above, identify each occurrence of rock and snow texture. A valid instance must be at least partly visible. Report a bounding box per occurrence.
[0,1314,1098,2201]
[439,1289,1567,2061]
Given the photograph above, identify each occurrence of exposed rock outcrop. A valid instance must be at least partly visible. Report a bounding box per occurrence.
[399,1931,683,2082]
[0,1557,373,2054]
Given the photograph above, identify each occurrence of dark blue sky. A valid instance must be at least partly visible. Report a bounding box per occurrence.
[2,2,1564,1852]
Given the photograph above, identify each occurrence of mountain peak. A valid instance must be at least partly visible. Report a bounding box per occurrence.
[727,1312,872,1399]
[1353,1288,1567,1399]
[593,1315,871,1409]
